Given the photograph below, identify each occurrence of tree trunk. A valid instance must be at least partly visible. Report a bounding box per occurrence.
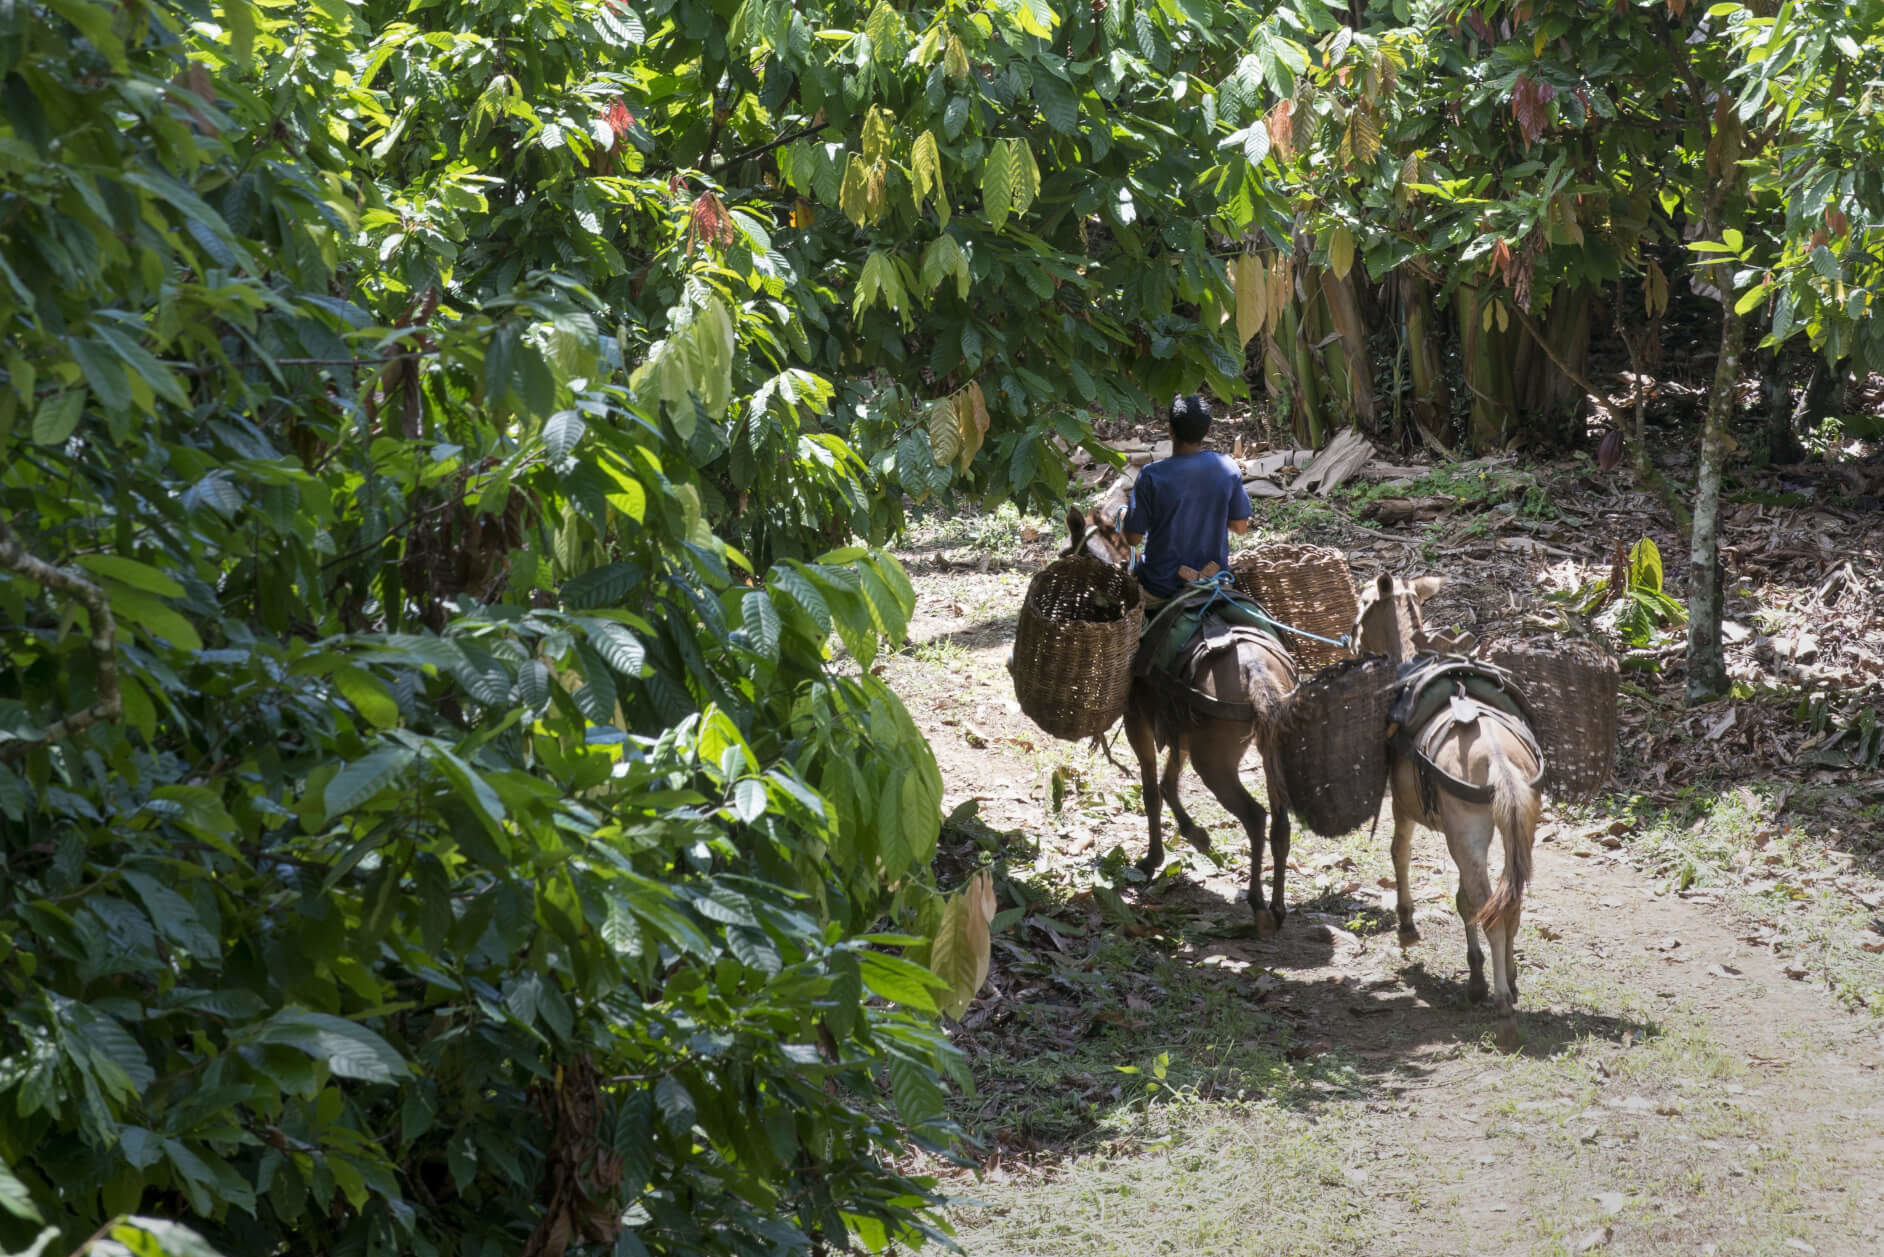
[1278,300,1325,446]
[1319,267,1376,430]
[1686,299,1743,704]
[1511,287,1594,446]
[1400,273,1450,448]
[1457,283,1518,451]
[1793,355,1843,442]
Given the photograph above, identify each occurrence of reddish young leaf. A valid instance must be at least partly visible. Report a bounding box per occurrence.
[1511,74,1556,148]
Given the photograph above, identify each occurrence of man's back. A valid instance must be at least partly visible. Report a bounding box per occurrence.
[1125,450,1251,598]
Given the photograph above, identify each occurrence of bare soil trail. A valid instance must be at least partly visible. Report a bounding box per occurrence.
[884,471,1884,1257]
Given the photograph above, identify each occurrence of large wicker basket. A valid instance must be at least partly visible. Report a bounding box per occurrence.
[1008,554,1144,740]
[1483,640,1619,800]
[1274,654,1397,837]
[1231,544,1358,671]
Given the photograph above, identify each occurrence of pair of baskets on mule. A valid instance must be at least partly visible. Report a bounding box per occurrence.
[1007,544,1358,741]
[1277,641,1620,838]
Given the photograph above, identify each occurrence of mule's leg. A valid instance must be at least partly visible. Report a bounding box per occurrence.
[1265,777,1290,925]
[1190,730,1276,935]
[1126,707,1165,877]
[1392,806,1419,946]
[1159,740,1208,852]
[1503,899,1522,1006]
[1445,805,1498,1007]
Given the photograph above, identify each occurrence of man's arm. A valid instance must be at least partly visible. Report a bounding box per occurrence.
[1226,465,1253,537]
[1121,475,1150,548]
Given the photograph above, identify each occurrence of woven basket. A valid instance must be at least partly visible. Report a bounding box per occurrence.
[1230,544,1359,671]
[1274,654,1397,837]
[1008,554,1144,740]
[1483,640,1619,800]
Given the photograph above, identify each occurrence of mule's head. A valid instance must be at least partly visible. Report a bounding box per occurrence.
[1062,505,1131,567]
[1354,573,1446,662]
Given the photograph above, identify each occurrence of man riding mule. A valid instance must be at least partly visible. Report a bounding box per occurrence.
[1354,574,1543,1048]
[1065,396,1298,931]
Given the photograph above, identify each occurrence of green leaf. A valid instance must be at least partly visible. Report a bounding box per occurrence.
[123,870,220,961]
[544,409,586,461]
[1627,536,1664,595]
[858,949,945,1012]
[741,590,781,660]
[583,618,647,677]
[31,389,85,445]
[105,586,204,653]
[333,664,400,729]
[981,141,1017,231]
[323,745,417,816]
[887,1051,945,1124]
[75,554,184,597]
[252,1009,411,1084]
[0,1155,42,1223]
[772,566,831,634]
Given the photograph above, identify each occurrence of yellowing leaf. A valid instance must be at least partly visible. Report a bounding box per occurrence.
[957,380,990,471]
[927,398,961,466]
[944,35,970,79]
[930,868,996,1019]
[1329,226,1356,281]
[981,140,1016,230]
[839,153,870,227]
[912,130,948,225]
[1233,253,1266,347]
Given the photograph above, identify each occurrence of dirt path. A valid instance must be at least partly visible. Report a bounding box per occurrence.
[885,553,1884,1257]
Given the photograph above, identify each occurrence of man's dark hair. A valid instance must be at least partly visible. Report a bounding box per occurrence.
[1169,394,1211,445]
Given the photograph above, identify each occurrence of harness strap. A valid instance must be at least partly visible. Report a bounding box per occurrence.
[1393,690,1545,812]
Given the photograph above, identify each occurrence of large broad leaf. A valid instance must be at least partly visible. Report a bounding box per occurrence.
[1329,225,1357,281]
[252,1009,410,1084]
[929,868,996,1019]
[323,745,417,817]
[858,949,945,1012]
[0,1154,43,1223]
[741,590,781,661]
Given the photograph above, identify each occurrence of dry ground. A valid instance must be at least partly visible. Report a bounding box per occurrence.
[881,453,1884,1257]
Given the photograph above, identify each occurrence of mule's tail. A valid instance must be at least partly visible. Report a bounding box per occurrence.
[1473,732,1540,930]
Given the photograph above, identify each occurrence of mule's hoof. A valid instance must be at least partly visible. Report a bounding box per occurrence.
[1180,826,1213,855]
[1134,855,1160,878]
[1397,927,1421,948]
[1495,1018,1522,1054]
[1268,899,1289,928]
[1467,976,1490,1005]
[1250,905,1279,939]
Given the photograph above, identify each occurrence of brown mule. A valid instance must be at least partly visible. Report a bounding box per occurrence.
[1355,574,1541,1048]
[1064,508,1298,929]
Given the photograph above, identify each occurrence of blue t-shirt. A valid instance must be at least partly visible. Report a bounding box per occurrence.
[1122,451,1252,598]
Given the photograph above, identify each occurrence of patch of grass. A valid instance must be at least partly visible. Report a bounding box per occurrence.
[904,501,1060,557]
[1604,783,1884,1017]
[1335,461,1540,512]
[948,1098,1380,1256]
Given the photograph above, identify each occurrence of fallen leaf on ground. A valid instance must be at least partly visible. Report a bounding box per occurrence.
[1577,1226,1612,1252]
[1593,1192,1624,1216]
[1706,963,1743,979]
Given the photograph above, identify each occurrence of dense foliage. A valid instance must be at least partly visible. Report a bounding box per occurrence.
[3,0,1879,1252]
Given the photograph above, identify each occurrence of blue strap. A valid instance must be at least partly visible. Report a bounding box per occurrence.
[1180,571,1352,651]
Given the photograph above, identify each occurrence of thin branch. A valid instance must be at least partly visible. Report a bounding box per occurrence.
[179,351,442,376]
[0,516,122,760]
[1506,300,1610,417]
[710,122,830,172]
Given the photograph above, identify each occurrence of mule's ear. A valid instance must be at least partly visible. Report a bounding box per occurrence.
[1412,575,1446,602]
[1375,572,1395,597]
